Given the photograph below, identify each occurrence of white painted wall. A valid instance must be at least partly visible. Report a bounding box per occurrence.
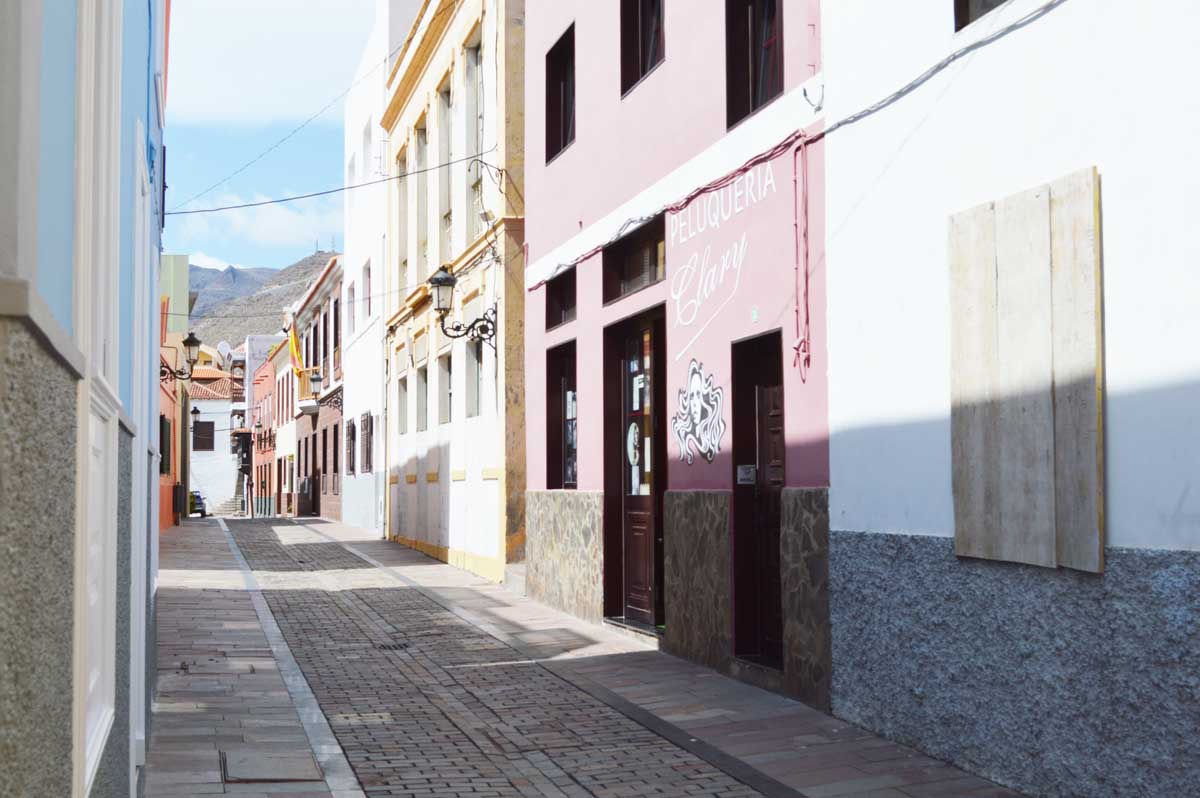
[188,399,237,507]
[340,1,402,535]
[823,0,1200,551]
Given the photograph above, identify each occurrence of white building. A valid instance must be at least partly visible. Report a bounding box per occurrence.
[821,2,1200,796]
[187,368,238,512]
[340,0,419,534]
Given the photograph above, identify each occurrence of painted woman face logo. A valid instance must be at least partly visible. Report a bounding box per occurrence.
[672,360,726,465]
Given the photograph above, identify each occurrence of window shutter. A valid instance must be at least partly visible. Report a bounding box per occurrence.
[160,415,171,474]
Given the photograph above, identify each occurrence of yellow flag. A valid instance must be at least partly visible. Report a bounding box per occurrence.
[288,325,303,376]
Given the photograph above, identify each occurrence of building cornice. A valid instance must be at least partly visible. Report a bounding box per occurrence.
[381,0,459,133]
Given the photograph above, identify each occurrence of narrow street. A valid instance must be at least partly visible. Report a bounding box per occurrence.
[146,520,1021,798]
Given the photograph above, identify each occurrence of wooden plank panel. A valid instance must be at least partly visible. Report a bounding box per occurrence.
[994,186,1057,568]
[1050,167,1104,572]
[950,202,1002,561]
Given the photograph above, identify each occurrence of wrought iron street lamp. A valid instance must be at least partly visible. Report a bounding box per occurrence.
[161,331,202,382]
[428,266,497,349]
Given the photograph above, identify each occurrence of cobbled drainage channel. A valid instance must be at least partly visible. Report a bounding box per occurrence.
[228,519,779,798]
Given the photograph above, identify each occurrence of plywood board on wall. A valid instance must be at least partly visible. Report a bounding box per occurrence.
[1050,168,1104,573]
[993,186,1057,568]
[950,202,1001,562]
[949,167,1105,573]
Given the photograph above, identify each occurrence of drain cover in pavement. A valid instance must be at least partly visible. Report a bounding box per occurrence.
[221,751,323,783]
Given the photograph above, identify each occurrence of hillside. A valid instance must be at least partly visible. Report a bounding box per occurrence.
[189,264,275,319]
[190,251,336,348]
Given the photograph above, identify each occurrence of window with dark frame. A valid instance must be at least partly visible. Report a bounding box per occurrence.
[322,428,328,476]
[192,420,214,452]
[361,413,373,473]
[602,215,665,303]
[346,419,356,474]
[333,299,340,351]
[545,25,576,161]
[954,0,1007,31]
[621,0,665,94]
[333,422,339,477]
[545,268,577,329]
[159,415,171,474]
[546,342,578,490]
[725,0,783,128]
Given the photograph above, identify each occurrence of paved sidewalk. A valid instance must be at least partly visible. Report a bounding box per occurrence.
[228,517,1021,798]
[145,521,362,797]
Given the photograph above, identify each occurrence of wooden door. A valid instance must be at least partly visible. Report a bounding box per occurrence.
[756,384,785,664]
[622,324,657,625]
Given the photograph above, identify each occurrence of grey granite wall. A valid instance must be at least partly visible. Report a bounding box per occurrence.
[664,491,731,669]
[830,531,1200,798]
[90,430,134,797]
[526,491,604,622]
[781,488,831,711]
[0,319,78,798]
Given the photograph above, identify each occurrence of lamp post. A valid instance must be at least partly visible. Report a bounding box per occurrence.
[162,331,202,381]
[428,266,497,349]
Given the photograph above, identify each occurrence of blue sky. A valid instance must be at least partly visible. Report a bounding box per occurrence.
[163,0,375,270]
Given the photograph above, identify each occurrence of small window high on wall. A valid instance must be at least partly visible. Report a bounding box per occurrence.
[725,0,783,128]
[621,0,665,94]
[546,342,578,490]
[954,0,1007,31]
[603,215,665,303]
[545,268,576,329]
[545,25,576,161]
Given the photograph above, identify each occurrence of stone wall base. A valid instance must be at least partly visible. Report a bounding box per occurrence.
[830,531,1200,798]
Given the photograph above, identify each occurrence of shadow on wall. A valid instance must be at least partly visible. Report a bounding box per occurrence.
[824,376,1200,798]
[387,440,453,551]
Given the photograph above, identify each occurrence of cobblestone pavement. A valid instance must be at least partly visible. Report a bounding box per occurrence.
[148,517,1022,798]
[145,522,347,797]
[230,520,763,798]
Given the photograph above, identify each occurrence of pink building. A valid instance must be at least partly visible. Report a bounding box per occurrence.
[523,0,830,707]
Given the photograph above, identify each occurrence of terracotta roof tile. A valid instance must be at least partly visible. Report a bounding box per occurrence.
[188,377,233,400]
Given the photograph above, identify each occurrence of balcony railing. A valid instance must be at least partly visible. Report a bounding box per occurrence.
[297,367,321,402]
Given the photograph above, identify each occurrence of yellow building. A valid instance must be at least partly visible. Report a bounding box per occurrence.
[381,0,525,582]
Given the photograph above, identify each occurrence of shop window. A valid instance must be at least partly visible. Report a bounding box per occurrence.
[546,342,578,490]
[546,25,576,161]
[621,0,665,94]
[545,268,577,329]
[954,0,1007,31]
[416,365,429,431]
[603,215,665,303]
[193,420,214,451]
[438,353,453,425]
[725,0,783,128]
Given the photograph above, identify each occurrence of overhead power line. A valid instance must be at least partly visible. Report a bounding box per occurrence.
[168,0,464,212]
[166,149,497,216]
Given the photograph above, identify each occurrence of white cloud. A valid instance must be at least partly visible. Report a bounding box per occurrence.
[190,251,245,270]
[168,0,376,125]
[175,191,343,252]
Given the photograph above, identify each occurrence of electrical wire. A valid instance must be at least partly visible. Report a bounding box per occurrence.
[166,147,497,216]
[169,0,464,212]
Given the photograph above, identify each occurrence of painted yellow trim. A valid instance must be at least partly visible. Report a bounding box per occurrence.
[393,535,505,583]
[382,0,459,132]
[451,469,467,482]
[389,475,400,485]
[405,473,418,484]
[405,284,431,312]
[425,471,439,483]
[482,467,502,481]
[1090,165,1106,572]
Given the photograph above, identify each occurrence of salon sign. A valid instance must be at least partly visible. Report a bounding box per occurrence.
[667,160,779,361]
